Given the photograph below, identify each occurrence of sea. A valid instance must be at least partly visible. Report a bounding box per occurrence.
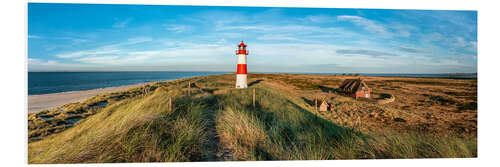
[28,71,229,95]
[28,71,477,95]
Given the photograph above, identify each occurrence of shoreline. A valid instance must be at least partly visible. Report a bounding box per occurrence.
[28,82,152,113]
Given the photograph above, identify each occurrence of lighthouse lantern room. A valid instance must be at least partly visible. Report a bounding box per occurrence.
[235,41,249,88]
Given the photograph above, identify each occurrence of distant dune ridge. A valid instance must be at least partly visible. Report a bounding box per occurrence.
[28,73,477,163]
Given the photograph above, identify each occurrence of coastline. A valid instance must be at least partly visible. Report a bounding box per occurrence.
[28,82,148,113]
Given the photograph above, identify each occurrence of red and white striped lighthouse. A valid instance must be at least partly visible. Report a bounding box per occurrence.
[235,41,249,88]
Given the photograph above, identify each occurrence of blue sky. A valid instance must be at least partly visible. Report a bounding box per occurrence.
[28,3,477,73]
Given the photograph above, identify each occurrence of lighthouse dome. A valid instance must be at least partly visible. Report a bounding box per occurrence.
[238,41,246,47]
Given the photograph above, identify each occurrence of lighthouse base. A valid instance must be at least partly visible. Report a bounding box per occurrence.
[235,74,248,88]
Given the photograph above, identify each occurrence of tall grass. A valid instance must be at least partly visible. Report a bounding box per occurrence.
[28,87,209,163]
[215,87,360,160]
[214,85,477,160]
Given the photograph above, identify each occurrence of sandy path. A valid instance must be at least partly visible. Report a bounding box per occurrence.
[28,83,146,113]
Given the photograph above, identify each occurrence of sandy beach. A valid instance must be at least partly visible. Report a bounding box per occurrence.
[28,83,146,113]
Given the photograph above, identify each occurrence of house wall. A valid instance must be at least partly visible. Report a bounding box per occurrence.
[355,90,370,99]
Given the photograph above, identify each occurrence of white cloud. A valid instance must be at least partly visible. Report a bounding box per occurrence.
[128,51,164,56]
[468,41,477,52]
[56,49,122,58]
[447,36,477,52]
[454,36,467,47]
[217,25,271,31]
[337,15,416,38]
[71,38,89,44]
[55,37,153,58]
[440,59,463,66]
[28,58,46,65]
[421,59,465,67]
[124,37,153,45]
[164,24,192,33]
[38,38,473,73]
[50,40,407,69]
[216,24,359,40]
[248,43,366,66]
[76,56,119,64]
[218,25,326,33]
[257,34,302,41]
[28,35,42,39]
[398,31,411,38]
[397,46,426,53]
[337,15,389,36]
[28,58,81,68]
[53,40,235,67]
[422,32,444,42]
[113,18,132,28]
[216,38,227,44]
[302,15,336,23]
[336,49,400,58]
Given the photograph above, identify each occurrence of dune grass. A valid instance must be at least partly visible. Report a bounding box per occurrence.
[214,85,476,160]
[28,74,476,163]
[28,82,159,142]
[28,87,209,163]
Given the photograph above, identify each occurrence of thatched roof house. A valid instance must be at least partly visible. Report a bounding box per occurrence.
[338,78,371,99]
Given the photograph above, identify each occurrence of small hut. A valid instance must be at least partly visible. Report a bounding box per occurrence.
[317,99,335,112]
[338,78,370,99]
[319,100,329,111]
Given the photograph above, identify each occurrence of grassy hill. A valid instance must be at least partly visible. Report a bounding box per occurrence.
[28,73,477,163]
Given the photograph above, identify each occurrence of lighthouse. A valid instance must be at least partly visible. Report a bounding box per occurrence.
[235,41,249,88]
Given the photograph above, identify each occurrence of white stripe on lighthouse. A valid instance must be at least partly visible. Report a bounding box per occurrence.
[237,54,247,64]
[236,74,248,88]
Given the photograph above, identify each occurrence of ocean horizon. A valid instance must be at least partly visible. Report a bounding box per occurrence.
[28,71,477,95]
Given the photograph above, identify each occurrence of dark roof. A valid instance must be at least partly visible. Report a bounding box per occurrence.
[338,78,370,93]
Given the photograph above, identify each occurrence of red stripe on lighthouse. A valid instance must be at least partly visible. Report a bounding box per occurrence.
[236,64,247,74]
[237,50,247,55]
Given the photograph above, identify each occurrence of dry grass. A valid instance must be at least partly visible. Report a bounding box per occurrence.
[27,83,159,142]
[28,73,477,163]
[28,80,209,163]
[213,84,476,160]
[248,74,477,137]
